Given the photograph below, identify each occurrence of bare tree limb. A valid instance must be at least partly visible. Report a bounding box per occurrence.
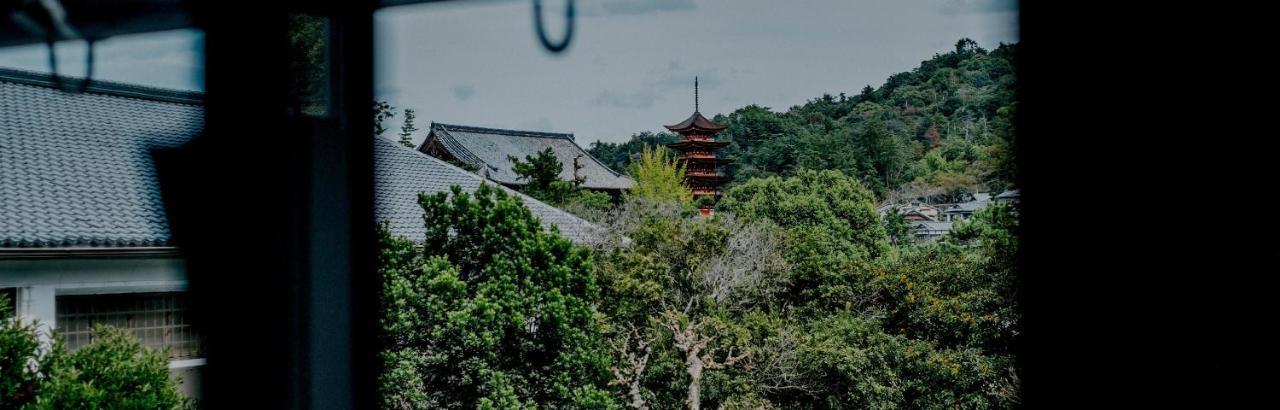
[609,323,652,410]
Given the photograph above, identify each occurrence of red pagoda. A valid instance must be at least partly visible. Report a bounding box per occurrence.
[666,77,731,214]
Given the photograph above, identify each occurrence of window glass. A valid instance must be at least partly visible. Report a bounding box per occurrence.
[56,292,202,359]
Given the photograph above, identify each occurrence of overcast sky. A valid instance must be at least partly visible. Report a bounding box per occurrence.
[0,0,1016,147]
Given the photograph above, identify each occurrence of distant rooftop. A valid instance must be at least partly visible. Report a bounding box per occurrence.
[912,220,953,232]
[421,122,634,191]
[995,189,1021,199]
[945,197,991,213]
[375,136,601,244]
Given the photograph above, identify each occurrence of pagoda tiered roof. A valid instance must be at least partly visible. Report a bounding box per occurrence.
[683,174,733,184]
[664,111,727,133]
[667,139,729,150]
[676,156,733,165]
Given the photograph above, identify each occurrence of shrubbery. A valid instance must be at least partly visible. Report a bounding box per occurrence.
[1,296,192,409]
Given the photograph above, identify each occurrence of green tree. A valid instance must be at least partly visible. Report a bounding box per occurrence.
[849,118,911,196]
[981,103,1018,191]
[398,108,419,148]
[509,147,573,202]
[1,295,49,408]
[2,300,192,410]
[883,207,912,246]
[625,145,692,207]
[718,170,889,314]
[715,105,799,181]
[507,147,613,213]
[374,100,396,136]
[377,184,616,409]
[37,325,191,409]
[591,195,793,409]
[719,169,887,259]
[586,131,680,173]
[955,37,984,55]
[509,147,564,191]
[866,203,1021,408]
[858,84,876,101]
[781,313,907,409]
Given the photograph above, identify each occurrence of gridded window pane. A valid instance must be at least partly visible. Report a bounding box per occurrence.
[56,292,202,359]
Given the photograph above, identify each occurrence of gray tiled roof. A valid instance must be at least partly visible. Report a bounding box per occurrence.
[912,221,953,232]
[423,122,634,190]
[994,189,1020,199]
[0,69,203,248]
[0,68,600,247]
[944,198,990,213]
[374,136,600,244]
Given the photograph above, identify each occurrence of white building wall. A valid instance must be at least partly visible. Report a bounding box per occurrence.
[1,257,187,328]
[0,256,198,397]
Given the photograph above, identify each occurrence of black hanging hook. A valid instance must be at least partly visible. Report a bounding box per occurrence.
[21,0,96,93]
[45,37,96,93]
[533,0,575,53]
[81,38,96,92]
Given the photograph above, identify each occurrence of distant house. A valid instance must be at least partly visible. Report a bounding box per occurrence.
[911,221,953,243]
[0,68,602,398]
[942,194,992,222]
[879,202,941,222]
[994,189,1021,205]
[418,122,634,197]
[880,199,973,242]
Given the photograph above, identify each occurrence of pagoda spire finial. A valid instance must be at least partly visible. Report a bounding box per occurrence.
[694,76,699,113]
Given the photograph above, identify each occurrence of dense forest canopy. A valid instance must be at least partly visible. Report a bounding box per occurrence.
[589,38,1018,203]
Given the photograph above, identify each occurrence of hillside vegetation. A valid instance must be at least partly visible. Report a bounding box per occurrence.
[589,38,1017,203]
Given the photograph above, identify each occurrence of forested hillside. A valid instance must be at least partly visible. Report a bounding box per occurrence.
[589,38,1017,202]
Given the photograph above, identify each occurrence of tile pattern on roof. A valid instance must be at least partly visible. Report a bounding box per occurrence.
[374,136,601,244]
[994,189,1020,199]
[0,75,203,247]
[945,198,991,213]
[1,71,601,247]
[427,123,634,190]
[913,221,954,230]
